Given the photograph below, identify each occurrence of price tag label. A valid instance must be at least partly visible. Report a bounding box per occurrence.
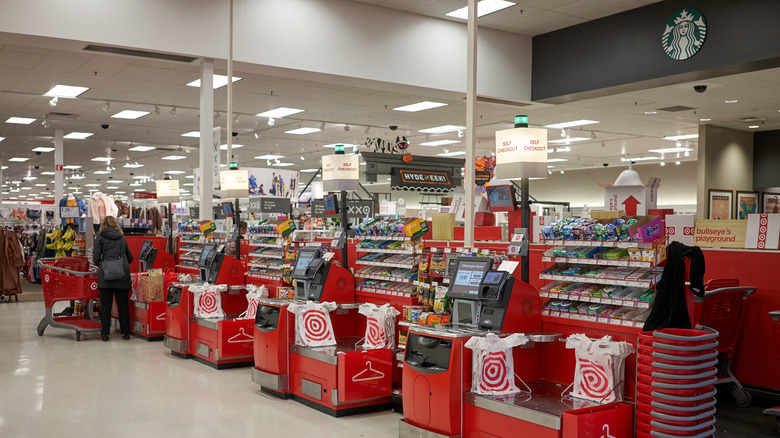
[542,309,550,316]
[622,320,634,327]
[444,248,451,253]
[555,257,566,263]
[431,247,437,253]
[638,302,650,309]
[481,249,490,255]
[616,260,628,267]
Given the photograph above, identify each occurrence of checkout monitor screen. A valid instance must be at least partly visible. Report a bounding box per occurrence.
[138,240,153,261]
[292,248,320,279]
[447,257,491,300]
[198,243,216,267]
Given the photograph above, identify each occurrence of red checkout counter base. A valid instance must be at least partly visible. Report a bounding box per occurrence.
[289,338,394,417]
[251,298,295,399]
[189,316,255,369]
[130,301,168,341]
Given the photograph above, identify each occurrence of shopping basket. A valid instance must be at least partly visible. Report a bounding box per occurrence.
[691,284,756,407]
[36,257,101,341]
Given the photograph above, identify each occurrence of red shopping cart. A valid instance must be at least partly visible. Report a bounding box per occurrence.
[36,257,102,341]
[763,310,780,434]
[692,281,756,407]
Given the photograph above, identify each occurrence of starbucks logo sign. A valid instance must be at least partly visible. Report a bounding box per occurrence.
[662,8,706,60]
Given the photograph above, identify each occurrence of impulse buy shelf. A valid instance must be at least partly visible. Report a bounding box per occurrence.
[246,233,290,282]
[355,236,420,301]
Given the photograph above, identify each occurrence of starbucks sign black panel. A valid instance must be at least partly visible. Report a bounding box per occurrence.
[662,8,707,60]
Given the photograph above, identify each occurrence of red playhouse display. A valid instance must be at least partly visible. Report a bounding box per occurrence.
[401,256,542,437]
[36,257,101,341]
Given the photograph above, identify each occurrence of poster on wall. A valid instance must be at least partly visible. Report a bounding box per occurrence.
[193,167,299,201]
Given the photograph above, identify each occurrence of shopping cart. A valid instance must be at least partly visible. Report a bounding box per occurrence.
[692,282,756,407]
[36,257,102,341]
[763,310,780,434]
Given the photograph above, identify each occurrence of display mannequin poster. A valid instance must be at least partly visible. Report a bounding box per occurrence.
[193,167,299,201]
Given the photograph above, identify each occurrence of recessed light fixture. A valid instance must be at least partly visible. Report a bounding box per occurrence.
[393,101,448,112]
[419,125,466,134]
[544,120,599,129]
[255,154,285,160]
[91,157,112,162]
[165,170,186,174]
[181,131,200,138]
[700,118,711,122]
[0,137,4,142]
[300,168,319,173]
[93,170,111,174]
[32,147,55,152]
[43,85,89,98]
[663,134,699,141]
[85,183,101,187]
[285,127,321,135]
[675,160,681,165]
[124,162,144,168]
[419,139,461,147]
[437,151,467,157]
[106,186,119,190]
[748,125,760,129]
[8,157,29,162]
[162,155,186,160]
[63,165,82,169]
[644,111,657,115]
[128,145,156,152]
[547,158,568,163]
[63,132,93,139]
[23,176,37,181]
[648,147,693,154]
[548,137,588,144]
[40,171,55,175]
[183,183,194,187]
[111,110,150,119]
[725,100,738,103]
[446,0,515,19]
[185,175,194,179]
[620,156,661,162]
[6,117,36,124]
[35,184,47,187]
[272,162,295,167]
[219,144,244,150]
[186,74,242,89]
[256,107,305,118]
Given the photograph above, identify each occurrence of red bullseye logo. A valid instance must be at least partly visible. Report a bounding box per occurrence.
[366,317,385,346]
[198,291,219,314]
[479,351,511,393]
[246,299,258,319]
[578,359,612,401]
[302,310,332,342]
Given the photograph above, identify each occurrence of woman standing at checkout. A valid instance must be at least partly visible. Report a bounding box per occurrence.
[92,216,134,341]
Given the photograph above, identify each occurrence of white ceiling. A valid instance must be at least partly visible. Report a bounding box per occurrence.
[1,0,779,203]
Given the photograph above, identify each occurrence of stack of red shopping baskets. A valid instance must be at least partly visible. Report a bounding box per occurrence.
[636,328,719,438]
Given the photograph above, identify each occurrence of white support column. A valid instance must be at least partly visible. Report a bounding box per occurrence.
[464,0,477,247]
[54,129,64,223]
[225,0,234,163]
[199,58,215,220]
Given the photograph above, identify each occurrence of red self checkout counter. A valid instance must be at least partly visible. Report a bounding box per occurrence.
[400,256,543,437]
[129,239,177,341]
[163,243,245,363]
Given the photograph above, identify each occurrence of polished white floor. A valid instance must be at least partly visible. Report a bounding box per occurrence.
[0,301,402,437]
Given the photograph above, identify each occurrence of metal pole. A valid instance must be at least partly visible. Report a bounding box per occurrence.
[226,0,234,161]
[340,190,349,268]
[464,0,477,247]
[234,197,240,259]
[520,178,530,283]
[168,202,174,256]
[199,59,215,220]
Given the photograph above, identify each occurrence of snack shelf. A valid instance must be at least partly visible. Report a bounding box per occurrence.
[355,274,414,283]
[539,290,652,309]
[248,252,284,260]
[247,233,284,238]
[180,239,207,244]
[355,260,416,269]
[176,264,199,271]
[542,236,664,249]
[539,273,658,289]
[541,256,653,269]
[246,273,282,281]
[179,256,199,262]
[247,262,290,269]
[357,235,412,241]
[355,289,415,302]
[541,314,644,334]
[250,243,285,248]
[356,247,414,254]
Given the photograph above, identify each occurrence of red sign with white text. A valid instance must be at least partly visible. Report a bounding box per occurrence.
[134,192,157,199]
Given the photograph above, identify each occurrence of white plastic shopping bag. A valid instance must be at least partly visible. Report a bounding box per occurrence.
[237,284,268,320]
[465,332,529,395]
[288,301,338,347]
[358,303,400,349]
[191,283,227,319]
[565,334,634,403]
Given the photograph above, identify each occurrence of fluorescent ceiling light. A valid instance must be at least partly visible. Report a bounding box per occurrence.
[255,154,284,160]
[183,183,194,187]
[93,170,111,174]
[40,171,55,175]
[322,143,359,148]
[272,162,295,167]
[106,186,119,190]
[63,165,82,169]
[419,125,466,134]
[725,100,738,104]
[24,176,37,180]
[446,0,516,19]
[256,107,304,118]
[91,157,112,162]
[300,168,319,173]
[285,127,321,135]
[0,137,4,142]
[43,85,89,98]
[621,156,661,162]
[185,175,194,179]
[548,137,588,144]
[219,144,244,150]
[35,184,47,187]
[437,151,467,157]
[393,101,447,112]
[419,139,461,147]
[115,191,126,194]
[700,118,711,122]
[32,147,55,152]
[128,145,156,152]
[6,117,36,124]
[547,158,568,163]
[663,134,698,141]
[186,74,242,89]
[181,131,200,138]
[111,180,124,183]
[85,184,101,187]
[21,187,32,190]
[111,110,150,120]
[544,120,599,129]
[162,155,186,160]
[748,125,760,129]
[165,170,186,175]
[8,157,29,162]
[124,162,144,168]
[648,147,694,154]
[63,132,93,139]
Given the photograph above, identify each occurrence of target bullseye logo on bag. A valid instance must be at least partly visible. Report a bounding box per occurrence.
[199,291,218,314]
[578,358,612,401]
[288,301,338,347]
[466,333,529,396]
[366,317,386,347]
[302,310,333,342]
[479,351,512,393]
[191,284,226,319]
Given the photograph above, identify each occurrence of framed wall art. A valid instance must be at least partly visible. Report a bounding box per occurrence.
[763,192,780,214]
[708,189,732,220]
[735,191,759,219]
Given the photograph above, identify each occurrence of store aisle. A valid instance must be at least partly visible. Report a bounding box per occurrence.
[0,301,402,438]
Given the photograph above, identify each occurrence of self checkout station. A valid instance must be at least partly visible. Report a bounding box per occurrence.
[252,247,394,416]
[128,239,174,341]
[163,242,253,368]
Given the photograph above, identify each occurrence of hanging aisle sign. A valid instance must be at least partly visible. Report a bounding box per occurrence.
[322,154,360,192]
[494,127,548,180]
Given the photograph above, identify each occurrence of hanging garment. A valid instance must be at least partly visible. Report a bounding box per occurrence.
[0,228,25,296]
[565,334,635,403]
[643,241,706,331]
[465,333,529,395]
[59,195,88,226]
[288,301,338,347]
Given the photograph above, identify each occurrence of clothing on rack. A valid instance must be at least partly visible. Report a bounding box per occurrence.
[0,228,25,297]
[58,195,88,226]
[643,241,706,332]
[87,192,119,224]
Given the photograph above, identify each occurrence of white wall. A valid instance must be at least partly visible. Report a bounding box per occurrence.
[697,125,754,218]
[0,0,532,100]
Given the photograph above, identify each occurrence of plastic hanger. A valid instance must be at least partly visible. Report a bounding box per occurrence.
[227,327,254,343]
[351,361,385,382]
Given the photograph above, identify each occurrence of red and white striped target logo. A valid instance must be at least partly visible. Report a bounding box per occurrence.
[44,274,50,283]
[302,310,332,342]
[366,317,385,346]
[758,214,769,249]
[198,291,219,314]
[578,358,612,401]
[245,298,258,320]
[478,351,511,393]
